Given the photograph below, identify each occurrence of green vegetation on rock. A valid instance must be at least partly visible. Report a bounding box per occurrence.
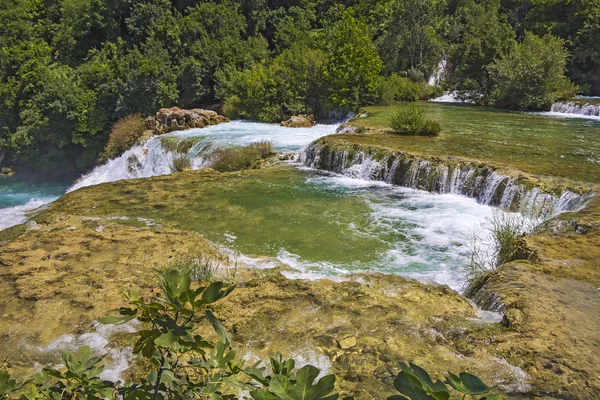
[99,115,148,163]
[390,106,441,136]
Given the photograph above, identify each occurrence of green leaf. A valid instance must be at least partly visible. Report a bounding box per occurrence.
[0,371,17,395]
[250,389,279,400]
[134,330,160,358]
[201,282,224,303]
[459,372,494,395]
[399,363,449,400]
[154,331,178,348]
[270,365,337,400]
[207,310,230,345]
[98,313,136,325]
[393,372,436,400]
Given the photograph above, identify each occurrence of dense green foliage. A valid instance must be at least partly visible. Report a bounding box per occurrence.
[0,268,500,399]
[390,106,441,136]
[487,33,576,110]
[0,0,597,174]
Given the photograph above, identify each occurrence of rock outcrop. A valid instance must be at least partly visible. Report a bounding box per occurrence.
[146,107,229,134]
[281,114,316,128]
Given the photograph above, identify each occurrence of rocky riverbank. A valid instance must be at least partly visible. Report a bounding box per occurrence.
[306,118,600,398]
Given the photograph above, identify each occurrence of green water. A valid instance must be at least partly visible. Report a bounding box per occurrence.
[356,103,600,184]
[52,166,496,289]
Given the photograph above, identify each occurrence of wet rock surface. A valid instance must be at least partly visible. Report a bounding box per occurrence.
[281,114,316,128]
[146,106,229,134]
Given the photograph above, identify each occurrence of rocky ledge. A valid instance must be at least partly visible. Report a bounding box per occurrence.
[281,114,316,128]
[145,106,230,134]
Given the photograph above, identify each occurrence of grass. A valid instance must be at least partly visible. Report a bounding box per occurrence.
[159,253,236,283]
[347,102,600,185]
[465,212,536,290]
[209,141,274,172]
[100,114,147,163]
[390,105,441,136]
[171,154,192,172]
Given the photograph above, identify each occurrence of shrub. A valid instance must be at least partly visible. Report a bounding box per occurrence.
[210,141,274,172]
[222,95,241,119]
[379,74,422,104]
[390,106,441,136]
[99,114,147,163]
[170,154,192,172]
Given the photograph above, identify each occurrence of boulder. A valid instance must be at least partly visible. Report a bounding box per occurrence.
[153,107,229,134]
[281,114,316,128]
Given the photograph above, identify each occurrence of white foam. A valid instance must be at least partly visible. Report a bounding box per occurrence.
[430,91,475,103]
[0,197,56,231]
[35,320,139,382]
[68,121,339,193]
[534,111,600,121]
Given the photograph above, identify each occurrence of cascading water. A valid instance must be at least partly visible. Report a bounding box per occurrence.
[0,122,338,230]
[299,143,592,218]
[549,101,600,118]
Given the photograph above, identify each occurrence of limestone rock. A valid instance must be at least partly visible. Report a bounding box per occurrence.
[150,107,229,134]
[338,336,357,349]
[281,114,316,128]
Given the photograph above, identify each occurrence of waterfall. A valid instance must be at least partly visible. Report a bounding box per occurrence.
[69,136,210,192]
[550,102,600,117]
[299,143,592,218]
[427,59,447,86]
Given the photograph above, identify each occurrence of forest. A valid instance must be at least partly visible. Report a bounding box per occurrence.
[0,0,598,175]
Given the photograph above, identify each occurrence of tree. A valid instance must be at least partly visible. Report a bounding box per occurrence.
[324,9,383,110]
[378,0,443,77]
[446,0,515,100]
[487,33,577,110]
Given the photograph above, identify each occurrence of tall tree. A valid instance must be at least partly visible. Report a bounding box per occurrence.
[324,9,383,109]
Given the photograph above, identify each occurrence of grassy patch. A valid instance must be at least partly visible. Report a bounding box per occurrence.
[160,137,199,153]
[100,114,147,163]
[170,154,192,172]
[390,105,440,136]
[347,102,600,184]
[209,141,274,172]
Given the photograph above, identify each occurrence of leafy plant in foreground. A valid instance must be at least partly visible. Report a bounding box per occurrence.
[389,362,501,400]
[0,269,343,400]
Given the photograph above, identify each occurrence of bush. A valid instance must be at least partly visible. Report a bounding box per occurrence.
[170,154,192,172]
[99,114,147,163]
[222,95,241,119]
[487,33,578,111]
[379,75,422,104]
[210,141,274,172]
[390,106,441,136]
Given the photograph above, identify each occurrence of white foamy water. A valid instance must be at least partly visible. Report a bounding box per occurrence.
[229,171,504,292]
[32,320,139,382]
[0,197,56,231]
[535,111,600,121]
[430,91,475,103]
[68,121,338,192]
